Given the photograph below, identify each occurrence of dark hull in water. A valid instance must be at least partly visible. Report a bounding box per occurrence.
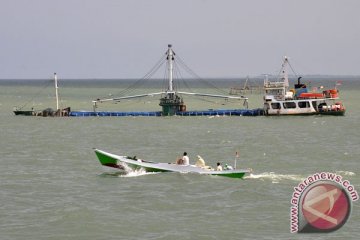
[318,110,346,116]
[13,107,71,117]
[14,110,34,116]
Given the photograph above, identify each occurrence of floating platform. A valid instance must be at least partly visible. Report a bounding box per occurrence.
[69,108,264,117]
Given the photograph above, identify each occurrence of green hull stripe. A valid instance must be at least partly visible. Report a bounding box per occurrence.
[95,151,117,166]
[210,172,246,178]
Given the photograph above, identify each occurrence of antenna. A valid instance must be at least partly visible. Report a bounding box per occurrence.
[167,44,174,92]
[54,73,59,110]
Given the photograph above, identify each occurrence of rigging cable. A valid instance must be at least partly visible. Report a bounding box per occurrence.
[173,61,194,92]
[287,60,299,78]
[117,54,166,97]
[17,80,53,110]
[276,58,299,81]
[99,53,167,100]
[173,61,232,105]
[175,55,229,95]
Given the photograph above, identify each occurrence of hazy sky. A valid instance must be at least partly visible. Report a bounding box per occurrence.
[1,0,359,78]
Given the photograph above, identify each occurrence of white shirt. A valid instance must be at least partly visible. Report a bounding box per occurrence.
[182,155,190,165]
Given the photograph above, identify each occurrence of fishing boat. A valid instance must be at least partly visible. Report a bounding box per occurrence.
[13,109,35,116]
[94,149,251,178]
[13,73,71,116]
[263,57,346,116]
[91,44,250,116]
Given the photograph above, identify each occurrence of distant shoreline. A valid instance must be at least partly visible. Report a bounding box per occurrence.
[0,75,359,81]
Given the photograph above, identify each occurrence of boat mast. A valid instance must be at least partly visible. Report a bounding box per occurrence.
[281,56,289,88]
[167,44,174,92]
[54,73,60,110]
[243,76,249,90]
[159,44,184,115]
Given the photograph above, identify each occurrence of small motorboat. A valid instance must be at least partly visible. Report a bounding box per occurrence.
[94,149,251,179]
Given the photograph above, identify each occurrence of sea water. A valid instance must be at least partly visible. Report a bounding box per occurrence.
[0,78,359,239]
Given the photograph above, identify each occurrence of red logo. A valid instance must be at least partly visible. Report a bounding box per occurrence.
[301,182,351,232]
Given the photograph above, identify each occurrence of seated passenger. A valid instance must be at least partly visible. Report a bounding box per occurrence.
[195,155,206,168]
[216,162,223,171]
[182,152,190,165]
[224,164,233,170]
[176,158,184,165]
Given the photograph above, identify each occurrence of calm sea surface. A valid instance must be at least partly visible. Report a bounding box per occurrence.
[0,78,359,239]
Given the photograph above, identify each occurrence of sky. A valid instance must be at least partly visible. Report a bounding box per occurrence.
[0,0,359,79]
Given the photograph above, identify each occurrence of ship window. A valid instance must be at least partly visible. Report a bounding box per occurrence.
[271,103,281,109]
[312,101,317,109]
[283,102,296,109]
[298,101,310,108]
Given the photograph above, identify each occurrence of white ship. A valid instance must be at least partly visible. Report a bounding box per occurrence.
[263,57,345,116]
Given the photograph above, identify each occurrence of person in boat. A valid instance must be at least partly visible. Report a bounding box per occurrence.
[195,155,206,167]
[195,155,214,170]
[182,152,190,165]
[176,152,190,165]
[176,158,184,165]
[224,164,233,170]
[216,162,223,171]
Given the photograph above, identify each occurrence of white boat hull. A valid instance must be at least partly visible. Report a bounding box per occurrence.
[95,149,250,178]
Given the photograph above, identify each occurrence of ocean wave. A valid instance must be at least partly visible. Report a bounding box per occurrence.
[121,169,159,178]
[246,171,356,183]
[244,172,304,183]
[335,171,356,176]
[99,169,159,178]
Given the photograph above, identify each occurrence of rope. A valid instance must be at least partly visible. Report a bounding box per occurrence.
[175,55,229,95]
[173,61,194,92]
[100,53,167,100]
[118,56,166,97]
[276,58,299,81]
[97,48,242,108]
[287,61,299,78]
[16,80,53,110]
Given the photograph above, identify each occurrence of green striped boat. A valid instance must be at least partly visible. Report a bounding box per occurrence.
[95,149,250,179]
